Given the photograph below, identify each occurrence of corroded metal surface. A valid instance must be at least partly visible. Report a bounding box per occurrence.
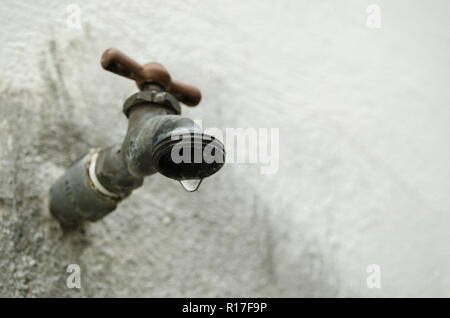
[49,152,120,228]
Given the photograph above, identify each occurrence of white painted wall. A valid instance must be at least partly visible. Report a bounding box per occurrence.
[1,0,449,297]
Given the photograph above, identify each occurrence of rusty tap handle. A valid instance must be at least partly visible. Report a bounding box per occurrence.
[100,48,201,106]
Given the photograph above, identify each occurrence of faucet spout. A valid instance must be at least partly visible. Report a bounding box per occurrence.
[95,101,224,196]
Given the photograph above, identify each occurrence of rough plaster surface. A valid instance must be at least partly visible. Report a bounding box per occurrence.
[1,0,449,297]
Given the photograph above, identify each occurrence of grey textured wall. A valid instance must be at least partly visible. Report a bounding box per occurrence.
[1,0,449,297]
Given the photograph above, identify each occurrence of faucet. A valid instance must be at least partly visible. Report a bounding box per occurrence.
[49,48,225,227]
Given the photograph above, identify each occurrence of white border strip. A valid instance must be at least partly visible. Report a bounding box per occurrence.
[88,152,121,198]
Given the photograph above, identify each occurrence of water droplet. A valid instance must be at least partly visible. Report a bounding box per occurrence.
[179,179,202,192]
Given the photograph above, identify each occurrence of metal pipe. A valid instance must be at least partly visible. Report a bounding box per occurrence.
[49,49,225,227]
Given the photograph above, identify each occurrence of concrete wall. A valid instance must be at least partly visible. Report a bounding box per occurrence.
[1,0,449,297]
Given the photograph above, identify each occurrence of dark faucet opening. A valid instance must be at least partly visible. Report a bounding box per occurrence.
[152,132,225,181]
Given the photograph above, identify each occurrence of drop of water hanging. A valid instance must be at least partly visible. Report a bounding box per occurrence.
[179,179,203,192]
